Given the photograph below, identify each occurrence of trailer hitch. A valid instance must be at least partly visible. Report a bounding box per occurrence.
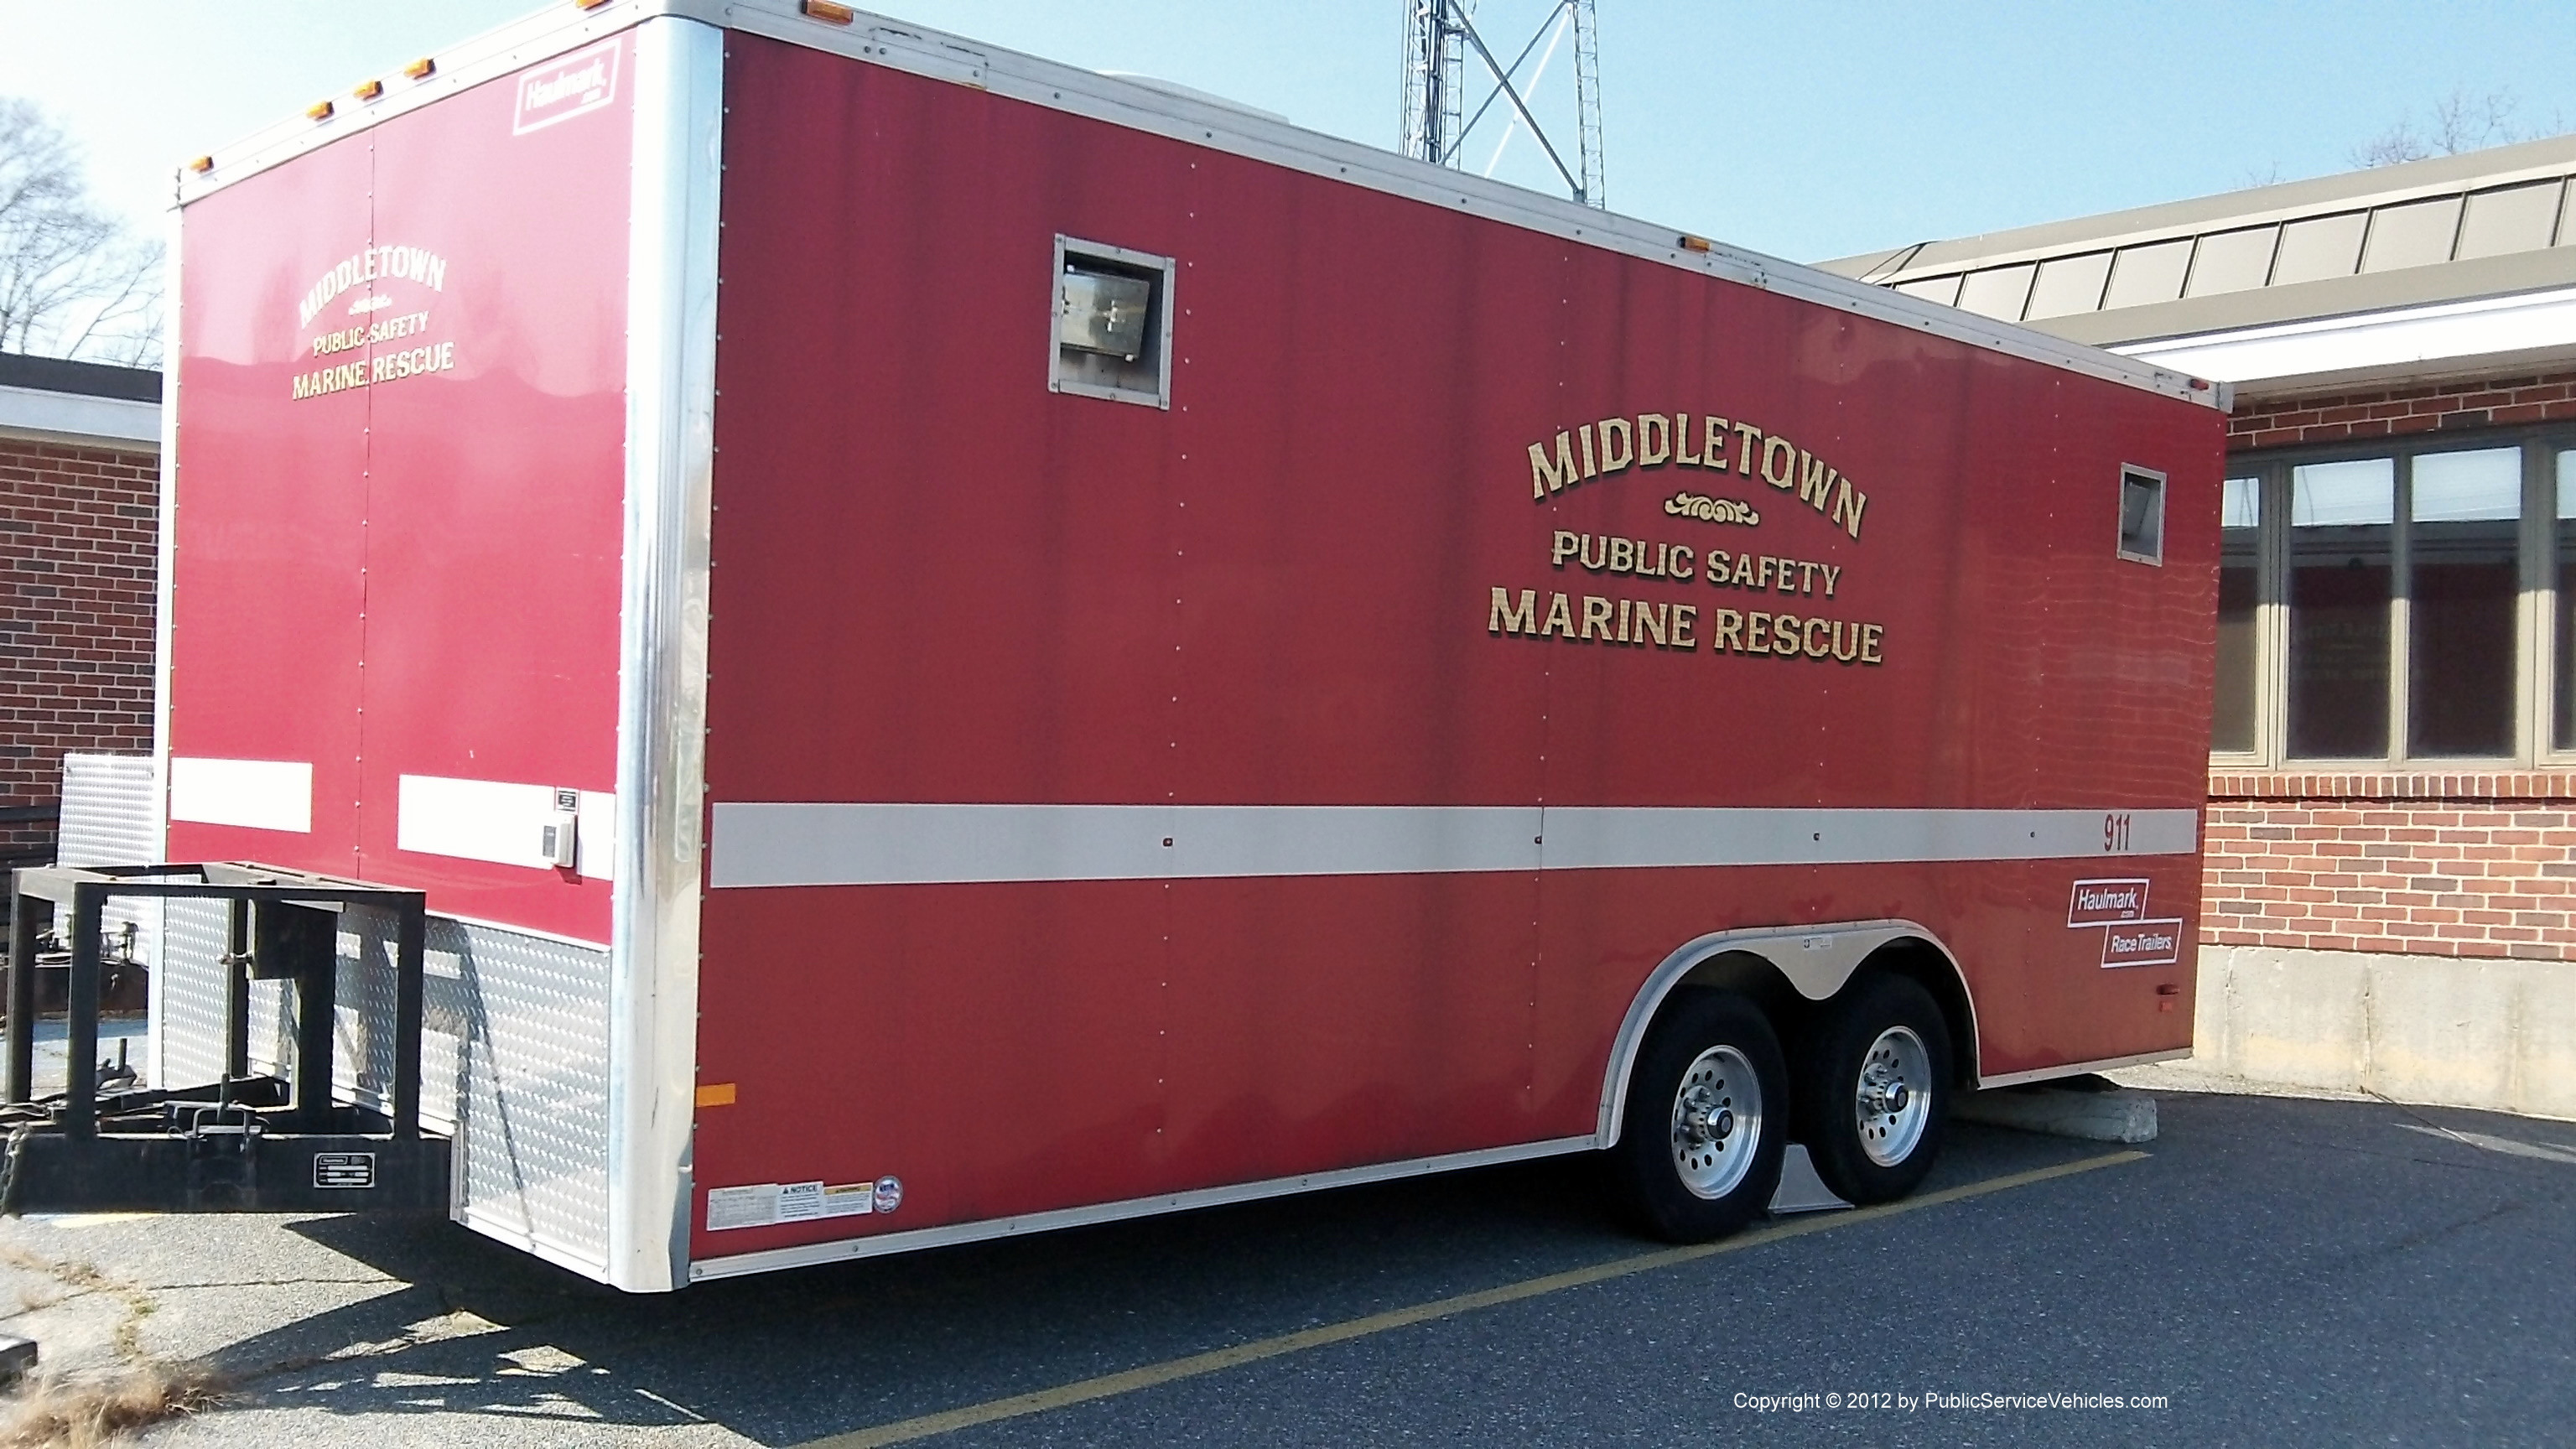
[0,864,449,1215]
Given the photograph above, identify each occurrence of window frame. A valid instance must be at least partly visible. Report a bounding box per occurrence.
[2215,425,2572,771]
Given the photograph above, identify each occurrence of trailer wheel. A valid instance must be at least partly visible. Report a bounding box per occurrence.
[1794,974,1951,1205]
[1610,989,1788,1243]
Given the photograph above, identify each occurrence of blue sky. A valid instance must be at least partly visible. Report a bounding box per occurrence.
[6,1,2576,263]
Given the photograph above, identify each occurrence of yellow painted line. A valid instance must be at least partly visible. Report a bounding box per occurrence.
[796,1149,2148,1449]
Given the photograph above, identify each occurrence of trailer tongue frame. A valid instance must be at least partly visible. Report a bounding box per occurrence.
[1,864,448,1215]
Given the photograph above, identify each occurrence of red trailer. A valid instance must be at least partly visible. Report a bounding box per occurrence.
[133,0,2225,1291]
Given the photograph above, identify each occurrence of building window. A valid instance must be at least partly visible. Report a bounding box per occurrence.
[2213,476,2261,753]
[2220,432,2573,768]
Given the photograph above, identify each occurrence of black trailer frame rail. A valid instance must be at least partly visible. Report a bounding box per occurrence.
[2,862,449,1214]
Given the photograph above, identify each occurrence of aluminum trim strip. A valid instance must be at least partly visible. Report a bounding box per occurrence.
[149,205,182,1093]
[708,803,2200,890]
[1591,918,1980,1148]
[170,0,2219,412]
[604,14,721,1295]
[686,1134,1599,1282]
[1976,1048,2190,1091]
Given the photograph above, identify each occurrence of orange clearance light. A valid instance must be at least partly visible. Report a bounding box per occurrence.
[801,0,860,22]
[1677,233,1712,252]
[306,99,335,122]
[695,1083,738,1109]
[574,0,613,9]
[403,57,437,80]
[353,79,384,101]
[187,155,214,174]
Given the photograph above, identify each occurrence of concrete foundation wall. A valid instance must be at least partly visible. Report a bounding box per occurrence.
[2194,943,2576,1120]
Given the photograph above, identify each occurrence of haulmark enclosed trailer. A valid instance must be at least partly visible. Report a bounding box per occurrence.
[75,0,2224,1289]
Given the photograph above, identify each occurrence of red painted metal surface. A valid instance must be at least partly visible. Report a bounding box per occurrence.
[690,37,2221,1262]
[169,43,632,943]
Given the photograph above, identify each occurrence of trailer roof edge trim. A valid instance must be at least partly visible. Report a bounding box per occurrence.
[173,0,2224,412]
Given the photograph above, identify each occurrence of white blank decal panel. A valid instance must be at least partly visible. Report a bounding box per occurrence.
[167,757,313,834]
[396,775,617,879]
[709,803,2199,890]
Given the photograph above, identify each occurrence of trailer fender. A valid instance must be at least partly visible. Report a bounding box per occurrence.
[1593,919,1976,1149]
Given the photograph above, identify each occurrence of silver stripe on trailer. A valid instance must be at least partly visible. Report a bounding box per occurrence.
[707,802,2201,890]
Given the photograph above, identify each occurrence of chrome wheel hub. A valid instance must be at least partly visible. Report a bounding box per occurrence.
[1670,1045,1762,1199]
[1854,1025,1932,1167]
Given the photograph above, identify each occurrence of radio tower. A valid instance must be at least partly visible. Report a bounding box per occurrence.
[1400,0,1603,210]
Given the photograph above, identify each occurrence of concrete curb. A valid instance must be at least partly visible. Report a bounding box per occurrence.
[1955,1087,2158,1144]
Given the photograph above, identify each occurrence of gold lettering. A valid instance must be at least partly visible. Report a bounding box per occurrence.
[1614,597,1633,643]
[1732,420,1762,473]
[1803,617,1831,658]
[1674,413,1699,466]
[1832,478,1868,540]
[1634,600,1670,647]
[1670,544,1694,578]
[1706,549,1732,584]
[1772,612,1803,657]
[1490,587,1537,635]
[1711,608,1742,652]
[1542,592,1576,637]
[1744,611,1769,653]
[1706,417,1732,470]
[1760,435,1797,491]
[1551,531,1581,568]
[1581,595,1614,640]
[1598,416,1633,472]
[1860,623,1883,664]
[1638,413,1670,466]
[1670,604,1698,650]
[1578,423,1597,479]
[1731,553,1760,588]
[1831,621,1860,662]
[1798,453,1835,512]
[1530,433,1579,499]
[1607,538,1636,573]
[1820,563,1841,597]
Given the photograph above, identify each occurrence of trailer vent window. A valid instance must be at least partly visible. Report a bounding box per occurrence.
[2117,465,2166,565]
[1051,236,1174,409]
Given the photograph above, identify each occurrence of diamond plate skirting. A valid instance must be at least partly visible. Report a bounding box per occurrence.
[155,902,613,1276]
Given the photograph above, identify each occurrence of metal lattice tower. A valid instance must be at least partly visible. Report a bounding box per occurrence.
[1400,0,1603,210]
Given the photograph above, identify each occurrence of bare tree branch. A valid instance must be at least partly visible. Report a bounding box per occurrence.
[0,96,163,366]
[2352,86,2543,170]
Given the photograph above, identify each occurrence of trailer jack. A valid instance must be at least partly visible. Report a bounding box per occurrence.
[1,864,449,1214]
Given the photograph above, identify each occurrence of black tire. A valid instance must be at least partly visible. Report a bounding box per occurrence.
[1608,989,1789,1243]
[1793,973,1952,1206]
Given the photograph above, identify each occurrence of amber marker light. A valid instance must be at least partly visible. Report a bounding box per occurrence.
[187,155,214,174]
[306,99,335,122]
[801,0,860,21]
[573,0,613,10]
[353,79,384,101]
[1677,234,1713,252]
[403,57,437,80]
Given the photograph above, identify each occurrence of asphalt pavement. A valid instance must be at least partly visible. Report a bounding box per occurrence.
[0,1086,2567,1446]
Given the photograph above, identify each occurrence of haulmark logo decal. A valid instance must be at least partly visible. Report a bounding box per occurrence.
[513,38,621,136]
[2068,877,2183,968]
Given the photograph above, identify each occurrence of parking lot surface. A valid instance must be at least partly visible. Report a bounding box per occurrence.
[0,1087,2568,1446]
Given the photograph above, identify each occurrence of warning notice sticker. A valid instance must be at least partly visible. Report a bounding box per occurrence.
[709,1178,890,1229]
[705,1183,779,1231]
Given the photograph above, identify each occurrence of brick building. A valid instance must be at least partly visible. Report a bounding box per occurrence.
[0,352,162,872]
[1826,134,2576,1118]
